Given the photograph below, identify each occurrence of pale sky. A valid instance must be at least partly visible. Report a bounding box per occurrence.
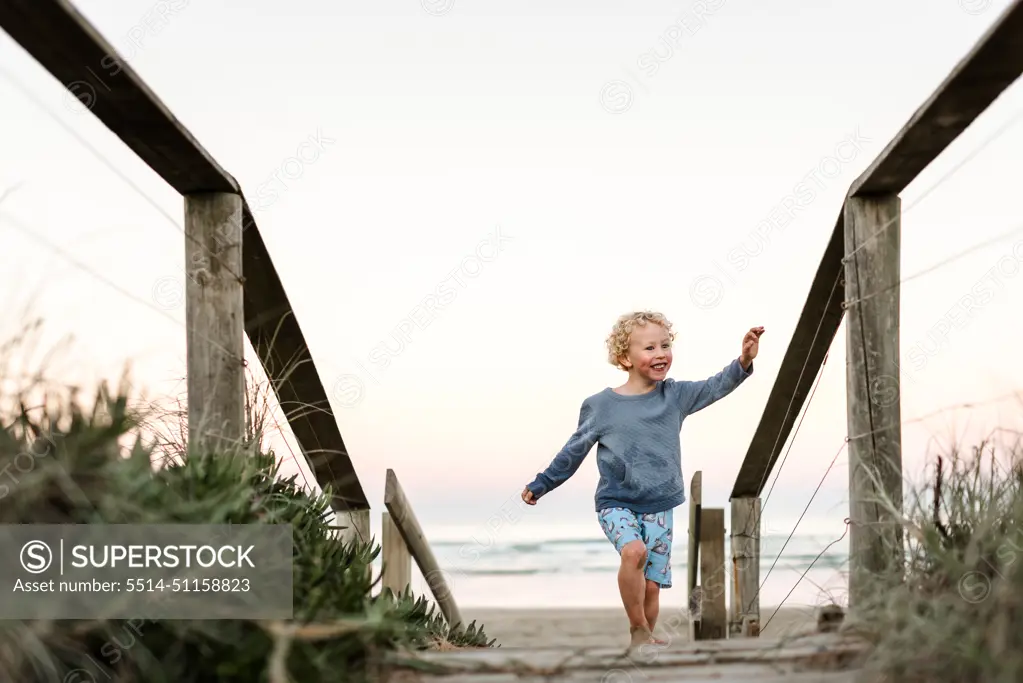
[1,0,1022,551]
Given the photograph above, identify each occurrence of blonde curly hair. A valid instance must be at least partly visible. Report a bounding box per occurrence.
[605,311,676,370]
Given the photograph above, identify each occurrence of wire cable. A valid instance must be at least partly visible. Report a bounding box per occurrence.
[843,107,1023,266]
[0,64,243,282]
[843,220,1023,310]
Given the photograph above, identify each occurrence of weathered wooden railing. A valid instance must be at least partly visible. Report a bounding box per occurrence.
[718,0,1023,638]
[0,0,371,540]
[381,469,463,629]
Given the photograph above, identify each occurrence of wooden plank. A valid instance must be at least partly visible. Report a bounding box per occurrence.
[389,667,861,682]
[239,203,368,512]
[730,221,845,498]
[695,508,726,641]
[729,497,761,637]
[184,193,245,451]
[382,510,412,596]
[687,471,702,642]
[686,471,702,594]
[384,469,464,628]
[844,196,904,607]
[688,585,702,642]
[849,0,1023,196]
[383,632,870,681]
[398,632,869,663]
[0,0,369,511]
[0,0,236,194]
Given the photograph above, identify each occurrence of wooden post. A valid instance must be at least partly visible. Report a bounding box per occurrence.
[730,497,761,637]
[337,509,371,547]
[687,471,702,641]
[184,192,245,452]
[844,195,904,608]
[696,507,726,640]
[381,510,411,596]
[337,508,372,586]
[384,469,463,629]
[687,472,702,596]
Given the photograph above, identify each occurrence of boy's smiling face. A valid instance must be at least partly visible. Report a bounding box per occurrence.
[621,322,673,382]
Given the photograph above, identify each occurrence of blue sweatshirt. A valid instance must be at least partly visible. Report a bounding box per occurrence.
[526,359,753,513]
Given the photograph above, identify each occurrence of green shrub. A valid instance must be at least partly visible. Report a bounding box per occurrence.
[0,378,493,683]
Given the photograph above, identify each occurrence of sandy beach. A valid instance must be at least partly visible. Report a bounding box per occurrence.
[460,606,820,649]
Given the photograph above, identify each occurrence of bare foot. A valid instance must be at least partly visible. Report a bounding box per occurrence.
[629,625,649,645]
[628,626,669,651]
[628,625,655,648]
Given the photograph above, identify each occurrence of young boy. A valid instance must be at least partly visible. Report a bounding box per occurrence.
[520,311,763,648]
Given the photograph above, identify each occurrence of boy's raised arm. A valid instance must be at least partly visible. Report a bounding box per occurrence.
[523,399,600,503]
[672,359,752,416]
[672,326,763,416]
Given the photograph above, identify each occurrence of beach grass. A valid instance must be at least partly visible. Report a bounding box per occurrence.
[0,328,494,683]
[848,417,1023,683]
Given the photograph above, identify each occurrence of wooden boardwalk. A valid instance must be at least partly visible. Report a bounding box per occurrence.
[381,632,870,682]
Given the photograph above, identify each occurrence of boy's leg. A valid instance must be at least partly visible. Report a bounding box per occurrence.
[598,508,651,640]
[644,580,661,630]
[639,510,673,642]
[618,539,650,633]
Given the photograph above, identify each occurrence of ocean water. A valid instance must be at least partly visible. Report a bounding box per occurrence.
[371,522,849,612]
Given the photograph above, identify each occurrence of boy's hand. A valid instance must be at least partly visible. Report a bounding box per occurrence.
[521,487,537,505]
[740,326,765,368]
